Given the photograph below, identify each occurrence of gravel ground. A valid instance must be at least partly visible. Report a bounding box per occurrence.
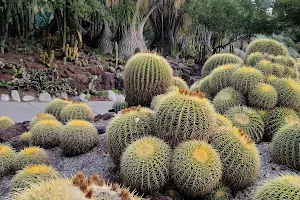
[1,129,299,199]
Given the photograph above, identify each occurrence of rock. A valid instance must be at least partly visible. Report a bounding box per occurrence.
[79,93,88,102]
[115,74,124,91]
[95,125,106,134]
[102,112,115,120]
[107,90,117,101]
[22,95,35,101]
[0,94,9,101]
[11,90,21,102]
[10,139,30,151]
[145,193,172,200]
[61,92,68,99]
[0,61,4,68]
[25,56,35,63]
[116,94,125,102]
[118,65,124,71]
[108,67,116,73]
[39,92,52,102]
[101,72,115,90]
[0,122,29,142]
[72,96,82,102]
[94,114,103,122]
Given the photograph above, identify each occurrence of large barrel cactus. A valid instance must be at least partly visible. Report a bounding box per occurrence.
[246,52,265,67]
[45,98,71,119]
[0,116,14,131]
[248,83,278,109]
[172,76,188,89]
[60,102,94,123]
[0,144,16,177]
[124,52,173,107]
[190,76,214,100]
[29,113,56,129]
[246,38,289,57]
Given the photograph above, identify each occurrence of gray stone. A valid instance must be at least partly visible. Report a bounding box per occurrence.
[116,94,125,102]
[38,92,52,102]
[11,90,21,102]
[0,94,9,102]
[72,96,82,101]
[22,95,35,102]
[107,90,117,101]
[79,93,88,102]
[61,92,68,99]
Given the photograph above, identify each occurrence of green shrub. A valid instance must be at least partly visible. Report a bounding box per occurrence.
[60,102,94,123]
[248,83,278,109]
[29,113,56,129]
[0,116,14,131]
[112,101,128,113]
[246,39,289,57]
[0,144,16,177]
[45,98,71,119]
[172,76,188,89]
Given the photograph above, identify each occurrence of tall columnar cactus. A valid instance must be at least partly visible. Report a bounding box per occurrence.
[209,64,240,93]
[155,88,217,147]
[0,116,14,131]
[246,39,289,57]
[210,127,260,189]
[224,106,264,143]
[14,147,50,171]
[112,101,128,113]
[246,52,265,67]
[60,120,99,156]
[45,98,71,119]
[31,120,63,149]
[107,107,154,164]
[254,175,300,200]
[207,184,232,200]
[124,52,173,107]
[248,83,278,109]
[231,67,264,94]
[171,140,222,197]
[11,165,60,191]
[60,102,94,123]
[190,76,214,100]
[213,87,246,114]
[272,122,300,170]
[0,144,16,177]
[172,76,188,89]
[29,113,56,129]
[201,53,243,77]
[264,107,299,141]
[120,136,171,194]
[270,78,300,109]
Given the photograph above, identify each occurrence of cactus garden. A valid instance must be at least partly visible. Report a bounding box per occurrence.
[1,0,300,199]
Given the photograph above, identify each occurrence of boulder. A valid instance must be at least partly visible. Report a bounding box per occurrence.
[11,90,21,102]
[39,92,52,102]
[107,90,117,101]
[22,95,35,101]
[0,122,29,142]
[0,94,9,101]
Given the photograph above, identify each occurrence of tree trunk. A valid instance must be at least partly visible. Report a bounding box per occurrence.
[97,20,114,55]
[0,1,13,54]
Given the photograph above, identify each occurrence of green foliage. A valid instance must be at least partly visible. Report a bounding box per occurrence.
[213,87,246,114]
[206,184,232,200]
[171,140,222,197]
[0,116,14,131]
[29,113,56,129]
[272,122,300,170]
[11,165,60,191]
[124,53,173,107]
[201,53,243,77]
[172,76,188,89]
[31,120,63,149]
[14,147,49,171]
[248,83,278,109]
[60,102,94,123]
[96,91,109,97]
[107,107,154,165]
[120,136,171,194]
[45,99,71,120]
[254,175,300,200]
[59,120,98,157]
[210,126,260,189]
[190,76,214,100]
[246,39,289,57]
[112,101,128,113]
[155,88,217,147]
[0,144,16,177]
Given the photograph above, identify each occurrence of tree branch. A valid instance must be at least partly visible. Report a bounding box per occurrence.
[139,0,164,30]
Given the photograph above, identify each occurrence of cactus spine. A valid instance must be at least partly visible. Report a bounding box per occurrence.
[0,116,14,131]
[0,144,16,177]
[60,102,94,123]
[45,98,71,119]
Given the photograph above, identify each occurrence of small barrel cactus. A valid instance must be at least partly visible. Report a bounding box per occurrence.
[201,53,243,77]
[246,52,265,67]
[107,106,154,164]
[248,83,278,109]
[112,101,128,113]
[150,93,171,110]
[224,106,264,143]
[11,164,60,191]
[155,88,217,147]
[0,144,16,177]
[31,119,63,149]
[206,184,232,200]
[216,113,233,128]
[254,59,275,76]
[272,122,300,170]
[213,87,246,114]
[271,63,285,77]
[172,76,188,89]
[19,132,32,143]
[60,120,99,156]
[210,127,260,189]
[124,52,173,107]
[14,147,49,171]
[171,140,222,197]
[45,98,71,119]
[120,136,171,194]
[246,38,289,57]
[60,102,94,123]
[231,67,264,94]
[254,175,300,200]
[271,55,296,68]
[190,76,214,100]
[0,116,14,131]
[29,113,56,129]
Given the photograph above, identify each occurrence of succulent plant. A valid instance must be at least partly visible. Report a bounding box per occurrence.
[171,140,222,197]
[150,93,170,111]
[254,59,275,76]
[216,113,233,128]
[0,144,16,177]
[201,53,243,77]
[213,87,246,114]
[271,55,296,68]
[19,132,32,143]
[254,175,300,200]
[210,126,260,189]
[31,119,63,149]
[45,98,71,119]
[0,116,14,131]
[246,39,289,57]
[190,76,214,100]
[14,147,50,171]
[107,107,154,164]
[120,136,171,194]
[60,120,99,157]
[246,52,265,67]
[112,101,128,113]
[271,63,285,78]
[60,102,94,123]
[284,67,299,79]
[231,67,264,94]
[155,88,217,147]
[29,113,56,129]
[11,164,60,191]
[206,184,232,200]
[172,76,189,89]
[248,83,278,109]
[124,52,173,107]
